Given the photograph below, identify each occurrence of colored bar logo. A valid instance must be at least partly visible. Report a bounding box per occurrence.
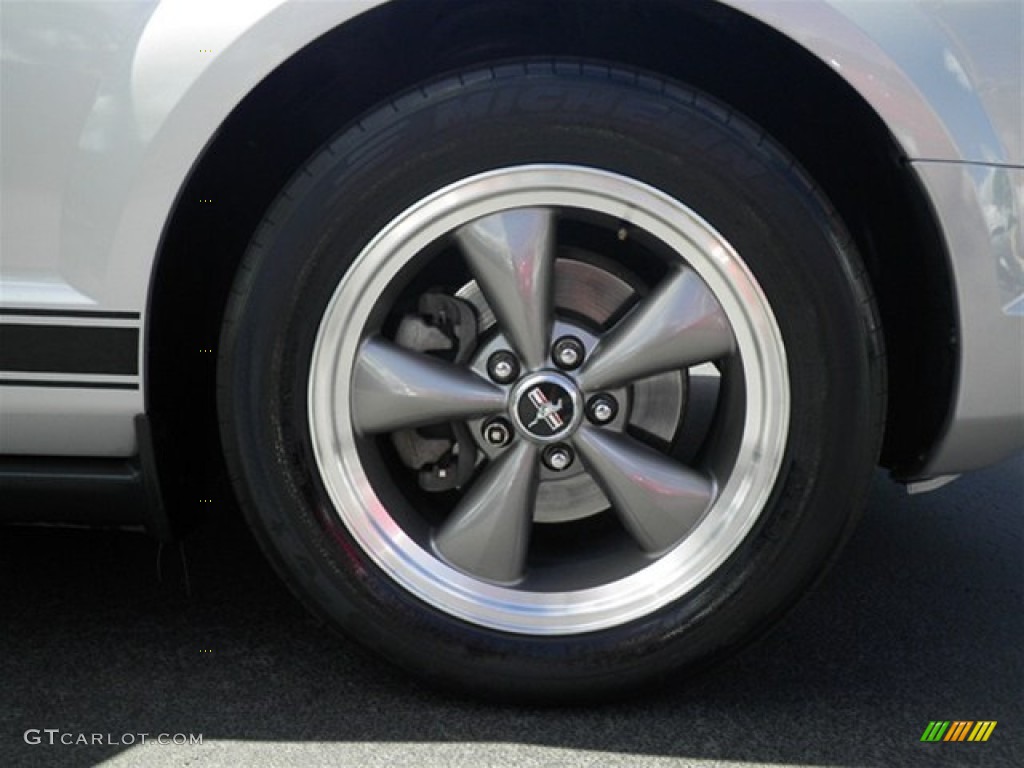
[920,721,997,742]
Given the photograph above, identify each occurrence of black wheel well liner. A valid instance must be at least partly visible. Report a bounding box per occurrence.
[147,0,954,518]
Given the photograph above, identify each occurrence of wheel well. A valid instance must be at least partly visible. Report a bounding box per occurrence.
[148,0,955,519]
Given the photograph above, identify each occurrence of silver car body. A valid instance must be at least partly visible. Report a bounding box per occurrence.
[1,0,1022,481]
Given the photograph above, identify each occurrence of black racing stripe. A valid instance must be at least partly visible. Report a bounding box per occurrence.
[0,308,141,319]
[0,324,138,375]
[0,379,138,390]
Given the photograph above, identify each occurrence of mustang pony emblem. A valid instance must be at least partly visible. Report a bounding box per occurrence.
[526,387,565,431]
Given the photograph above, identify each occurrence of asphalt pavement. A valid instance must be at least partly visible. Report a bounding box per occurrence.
[1,457,1021,767]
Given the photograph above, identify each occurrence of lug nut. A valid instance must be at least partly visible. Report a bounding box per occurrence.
[542,444,574,472]
[586,394,619,425]
[487,350,520,384]
[482,418,513,447]
[552,336,585,371]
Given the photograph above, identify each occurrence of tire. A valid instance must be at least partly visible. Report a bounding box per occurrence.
[218,61,884,700]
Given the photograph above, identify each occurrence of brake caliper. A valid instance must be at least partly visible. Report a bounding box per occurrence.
[392,293,480,491]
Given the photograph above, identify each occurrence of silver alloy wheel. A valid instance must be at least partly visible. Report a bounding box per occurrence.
[308,165,789,634]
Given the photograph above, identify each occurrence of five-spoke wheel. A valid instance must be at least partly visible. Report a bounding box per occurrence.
[310,166,789,632]
[219,62,883,699]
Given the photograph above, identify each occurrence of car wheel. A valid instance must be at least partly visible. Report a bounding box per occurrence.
[218,61,884,700]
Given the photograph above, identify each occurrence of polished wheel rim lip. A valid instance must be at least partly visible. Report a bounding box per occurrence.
[309,165,790,635]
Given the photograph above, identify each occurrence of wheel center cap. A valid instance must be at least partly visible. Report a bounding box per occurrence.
[510,372,583,443]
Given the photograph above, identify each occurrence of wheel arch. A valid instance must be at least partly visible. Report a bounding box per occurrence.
[147,0,955,521]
